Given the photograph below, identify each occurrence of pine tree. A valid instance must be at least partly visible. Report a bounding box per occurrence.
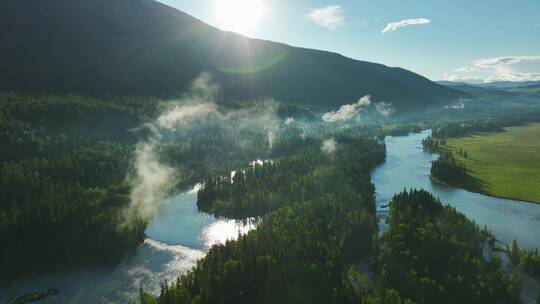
[510,239,521,264]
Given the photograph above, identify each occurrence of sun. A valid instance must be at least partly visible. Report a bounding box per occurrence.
[214,0,265,35]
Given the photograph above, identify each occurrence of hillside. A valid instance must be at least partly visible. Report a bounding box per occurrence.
[479,81,540,89]
[0,0,467,110]
[449,84,513,98]
[508,84,540,95]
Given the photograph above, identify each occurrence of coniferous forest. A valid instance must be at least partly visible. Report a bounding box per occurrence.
[0,93,153,279]
[0,93,306,281]
[2,91,539,303]
[140,126,525,304]
[2,2,540,301]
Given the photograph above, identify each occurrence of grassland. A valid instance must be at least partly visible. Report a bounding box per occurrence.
[442,123,540,204]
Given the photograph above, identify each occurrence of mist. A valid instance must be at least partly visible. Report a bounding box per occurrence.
[321,138,337,155]
[128,141,176,222]
[322,95,372,122]
[125,73,281,222]
[322,95,397,122]
[376,102,396,117]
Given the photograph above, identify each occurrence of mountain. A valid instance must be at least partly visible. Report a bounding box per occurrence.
[507,84,540,95]
[447,84,513,98]
[437,81,472,87]
[0,0,467,110]
[478,81,540,89]
[438,80,540,89]
[438,80,540,98]
[436,80,484,87]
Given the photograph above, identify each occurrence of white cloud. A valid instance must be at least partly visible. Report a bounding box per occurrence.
[474,56,537,67]
[444,55,540,83]
[307,5,345,29]
[441,72,484,83]
[452,66,479,73]
[382,18,431,33]
[474,56,540,82]
[322,95,371,122]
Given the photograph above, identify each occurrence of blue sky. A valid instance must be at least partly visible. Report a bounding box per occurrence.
[157,0,540,82]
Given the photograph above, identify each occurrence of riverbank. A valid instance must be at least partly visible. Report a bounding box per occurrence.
[440,123,540,204]
[429,175,540,206]
[373,131,540,249]
[0,187,254,304]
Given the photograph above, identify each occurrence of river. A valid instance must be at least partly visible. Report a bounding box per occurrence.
[2,130,539,303]
[373,130,540,249]
[0,186,255,303]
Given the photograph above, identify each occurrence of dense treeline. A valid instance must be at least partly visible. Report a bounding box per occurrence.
[147,188,525,304]
[421,136,446,151]
[197,134,385,218]
[385,124,423,137]
[0,93,317,281]
[375,190,520,304]
[144,129,526,304]
[510,240,540,280]
[0,93,155,280]
[148,198,377,304]
[429,154,477,189]
[421,115,540,191]
[142,132,390,303]
[423,133,476,189]
[431,120,505,138]
[428,113,540,140]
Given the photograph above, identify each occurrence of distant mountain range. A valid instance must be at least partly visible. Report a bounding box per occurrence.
[507,84,540,95]
[438,80,540,89]
[437,80,540,98]
[0,0,468,110]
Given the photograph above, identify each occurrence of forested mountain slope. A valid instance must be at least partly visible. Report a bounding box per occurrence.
[0,0,467,110]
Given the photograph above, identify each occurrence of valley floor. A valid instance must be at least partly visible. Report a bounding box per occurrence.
[443,123,540,204]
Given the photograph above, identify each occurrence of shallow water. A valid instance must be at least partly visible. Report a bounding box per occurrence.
[373,130,540,249]
[0,186,255,303]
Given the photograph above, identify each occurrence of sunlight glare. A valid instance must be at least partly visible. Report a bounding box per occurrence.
[215,0,265,35]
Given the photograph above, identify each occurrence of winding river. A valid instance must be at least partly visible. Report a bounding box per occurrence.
[1,130,539,303]
[373,130,540,249]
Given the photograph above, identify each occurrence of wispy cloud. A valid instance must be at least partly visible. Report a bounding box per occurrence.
[444,55,540,83]
[307,5,345,29]
[474,56,540,68]
[452,66,479,73]
[382,18,431,33]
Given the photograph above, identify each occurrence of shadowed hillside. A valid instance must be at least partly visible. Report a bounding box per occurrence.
[0,0,467,110]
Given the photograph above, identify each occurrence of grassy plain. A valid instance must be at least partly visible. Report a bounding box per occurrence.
[444,123,540,204]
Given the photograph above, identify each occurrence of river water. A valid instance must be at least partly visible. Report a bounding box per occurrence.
[373,130,540,249]
[0,186,255,303]
[2,130,539,303]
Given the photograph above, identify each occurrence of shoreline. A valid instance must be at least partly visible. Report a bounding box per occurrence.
[429,174,540,206]
[422,133,540,206]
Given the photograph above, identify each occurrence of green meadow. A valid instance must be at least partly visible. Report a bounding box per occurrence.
[444,123,540,204]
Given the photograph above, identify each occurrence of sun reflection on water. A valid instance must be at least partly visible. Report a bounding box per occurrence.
[200,218,257,249]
